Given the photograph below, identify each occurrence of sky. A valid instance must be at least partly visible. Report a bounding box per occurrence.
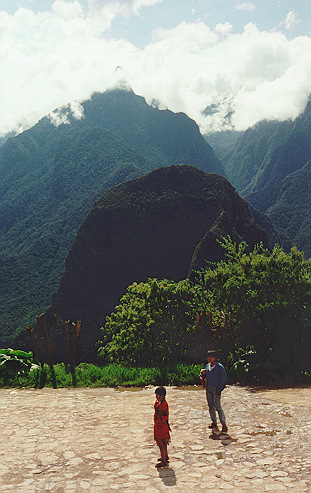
[0,0,310,137]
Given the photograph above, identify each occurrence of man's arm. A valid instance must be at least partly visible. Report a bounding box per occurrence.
[217,364,228,393]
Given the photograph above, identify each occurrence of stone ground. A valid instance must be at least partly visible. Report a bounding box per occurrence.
[0,385,310,493]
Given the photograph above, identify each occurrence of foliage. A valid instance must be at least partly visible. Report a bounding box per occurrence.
[195,237,311,381]
[97,237,311,382]
[98,278,198,366]
[0,348,37,384]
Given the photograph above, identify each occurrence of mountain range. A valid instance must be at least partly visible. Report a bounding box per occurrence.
[1,87,310,357]
[0,89,223,346]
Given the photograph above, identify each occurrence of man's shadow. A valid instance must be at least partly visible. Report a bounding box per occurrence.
[157,466,177,486]
[209,429,237,446]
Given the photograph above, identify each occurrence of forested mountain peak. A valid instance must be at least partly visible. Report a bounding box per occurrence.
[46,164,269,362]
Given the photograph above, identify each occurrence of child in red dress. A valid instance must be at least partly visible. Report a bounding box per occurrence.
[154,386,170,468]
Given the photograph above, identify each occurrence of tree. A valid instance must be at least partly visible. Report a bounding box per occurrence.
[98,278,197,365]
[196,237,311,380]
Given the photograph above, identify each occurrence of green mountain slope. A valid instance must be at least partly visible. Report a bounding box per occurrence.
[0,128,151,344]
[222,98,311,257]
[268,160,311,256]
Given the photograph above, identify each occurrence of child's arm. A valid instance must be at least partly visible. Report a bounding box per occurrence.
[160,402,168,419]
[155,401,168,420]
[162,402,171,431]
[157,402,169,423]
[199,369,207,389]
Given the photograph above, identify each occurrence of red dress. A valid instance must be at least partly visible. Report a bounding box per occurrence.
[154,400,170,445]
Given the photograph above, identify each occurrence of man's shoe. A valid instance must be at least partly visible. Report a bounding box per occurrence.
[208,422,217,428]
[221,425,228,433]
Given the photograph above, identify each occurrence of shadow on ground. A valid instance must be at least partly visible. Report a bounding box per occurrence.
[209,429,238,446]
[158,466,177,486]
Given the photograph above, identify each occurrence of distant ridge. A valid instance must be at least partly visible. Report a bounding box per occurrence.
[222,98,311,258]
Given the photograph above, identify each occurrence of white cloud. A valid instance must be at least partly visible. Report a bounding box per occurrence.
[131,0,163,15]
[214,22,234,36]
[48,100,84,125]
[136,22,311,132]
[284,10,302,31]
[88,0,163,17]
[236,2,256,12]
[52,0,83,19]
[0,3,310,137]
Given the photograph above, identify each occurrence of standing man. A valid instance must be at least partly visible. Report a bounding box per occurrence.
[200,350,228,433]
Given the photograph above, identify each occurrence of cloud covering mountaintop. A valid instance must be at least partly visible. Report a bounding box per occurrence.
[1,0,311,137]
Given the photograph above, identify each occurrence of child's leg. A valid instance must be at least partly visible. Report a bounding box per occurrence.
[159,443,168,463]
[163,443,168,462]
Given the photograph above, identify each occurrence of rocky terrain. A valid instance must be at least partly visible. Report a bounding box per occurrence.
[0,385,310,492]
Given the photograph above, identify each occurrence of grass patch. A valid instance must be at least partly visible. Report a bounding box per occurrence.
[2,363,203,388]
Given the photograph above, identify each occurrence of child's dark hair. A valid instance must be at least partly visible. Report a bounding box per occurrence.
[155,386,166,397]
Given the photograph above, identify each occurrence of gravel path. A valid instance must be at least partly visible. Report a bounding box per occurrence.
[0,385,310,492]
